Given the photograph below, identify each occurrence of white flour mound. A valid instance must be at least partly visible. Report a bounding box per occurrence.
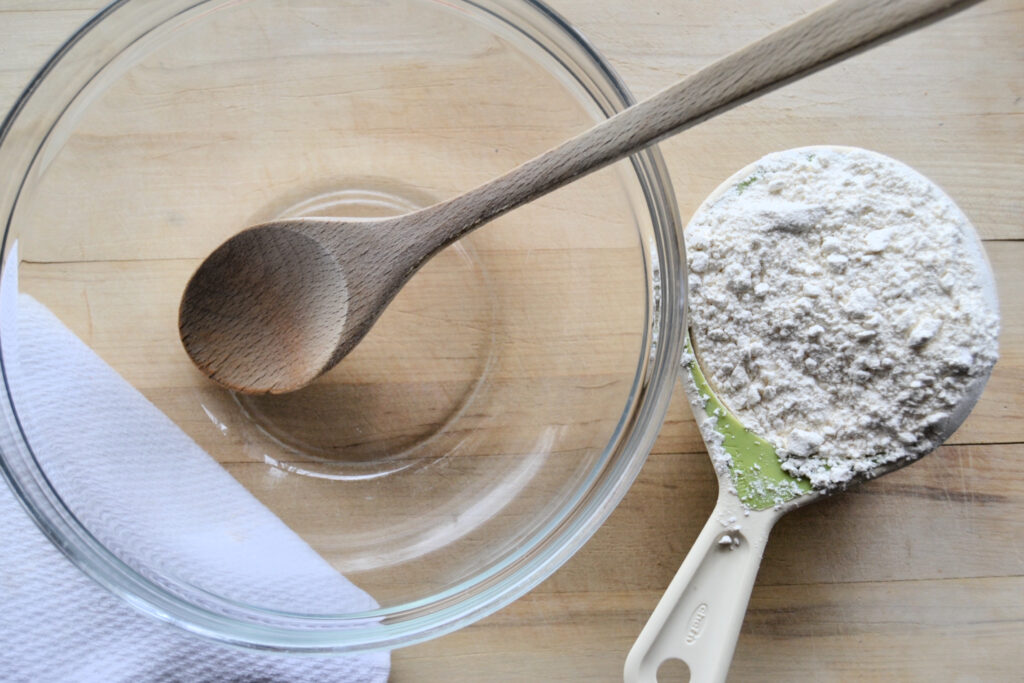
[686,147,999,489]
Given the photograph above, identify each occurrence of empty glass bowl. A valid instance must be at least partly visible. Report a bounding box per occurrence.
[0,0,684,651]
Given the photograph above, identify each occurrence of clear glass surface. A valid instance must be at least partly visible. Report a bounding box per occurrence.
[0,0,685,651]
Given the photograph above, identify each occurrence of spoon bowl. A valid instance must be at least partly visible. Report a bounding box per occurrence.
[181,222,350,393]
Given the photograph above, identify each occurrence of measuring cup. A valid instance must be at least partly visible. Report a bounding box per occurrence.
[625,146,998,682]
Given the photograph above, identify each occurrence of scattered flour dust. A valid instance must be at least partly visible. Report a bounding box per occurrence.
[685,147,999,490]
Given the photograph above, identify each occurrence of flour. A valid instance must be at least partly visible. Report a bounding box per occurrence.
[686,147,999,490]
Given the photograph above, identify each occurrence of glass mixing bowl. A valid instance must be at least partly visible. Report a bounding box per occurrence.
[0,0,684,652]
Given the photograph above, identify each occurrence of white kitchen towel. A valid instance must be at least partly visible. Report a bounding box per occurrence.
[0,244,390,682]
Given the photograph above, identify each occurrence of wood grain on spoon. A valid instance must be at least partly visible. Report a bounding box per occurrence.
[179,0,980,394]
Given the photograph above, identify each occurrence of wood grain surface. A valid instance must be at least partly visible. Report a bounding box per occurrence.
[1,1,1021,681]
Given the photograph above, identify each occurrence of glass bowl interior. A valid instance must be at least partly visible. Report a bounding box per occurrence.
[0,0,684,651]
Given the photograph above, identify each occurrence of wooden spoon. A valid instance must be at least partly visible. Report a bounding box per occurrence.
[180,0,979,394]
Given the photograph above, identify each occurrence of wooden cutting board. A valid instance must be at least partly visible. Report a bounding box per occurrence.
[1,0,1021,680]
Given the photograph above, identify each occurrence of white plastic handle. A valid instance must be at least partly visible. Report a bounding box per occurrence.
[624,494,782,682]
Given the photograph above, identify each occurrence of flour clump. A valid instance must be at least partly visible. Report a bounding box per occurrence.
[686,147,999,489]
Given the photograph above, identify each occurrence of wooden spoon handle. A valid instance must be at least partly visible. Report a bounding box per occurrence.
[420,0,977,247]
